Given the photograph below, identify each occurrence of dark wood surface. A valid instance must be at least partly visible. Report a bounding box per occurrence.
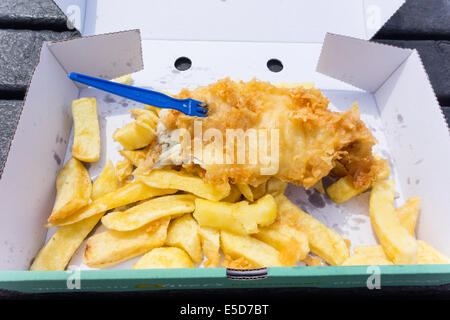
[0,0,449,301]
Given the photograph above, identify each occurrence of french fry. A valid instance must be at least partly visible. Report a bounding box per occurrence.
[115,158,133,182]
[312,180,325,194]
[31,163,118,271]
[237,184,253,201]
[198,227,220,267]
[275,195,349,265]
[274,82,314,89]
[136,169,230,201]
[119,149,147,167]
[370,180,417,264]
[254,223,309,265]
[222,184,242,203]
[251,182,267,201]
[129,109,158,130]
[165,214,203,264]
[303,255,327,266]
[417,241,450,264]
[222,255,256,269]
[102,194,196,231]
[113,74,132,85]
[47,181,176,227]
[327,157,390,203]
[266,177,288,196]
[48,158,92,223]
[396,196,420,237]
[92,160,117,201]
[113,119,156,150]
[71,97,100,162]
[193,194,277,235]
[133,247,194,269]
[341,245,393,266]
[220,231,283,267]
[84,217,169,268]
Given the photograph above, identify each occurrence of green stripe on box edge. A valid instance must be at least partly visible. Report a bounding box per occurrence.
[0,265,449,293]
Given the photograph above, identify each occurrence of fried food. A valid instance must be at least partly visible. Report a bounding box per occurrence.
[370,180,417,264]
[165,214,203,264]
[48,158,92,223]
[84,218,170,268]
[275,194,349,265]
[71,98,100,162]
[47,181,176,227]
[220,231,283,267]
[137,169,230,201]
[198,227,220,267]
[150,79,379,190]
[193,194,277,235]
[102,194,196,231]
[133,247,194,269]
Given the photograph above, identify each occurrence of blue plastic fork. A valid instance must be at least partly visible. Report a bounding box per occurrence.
[67,72,208,117]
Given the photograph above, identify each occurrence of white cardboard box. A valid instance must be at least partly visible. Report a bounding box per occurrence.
[0,0,449,292]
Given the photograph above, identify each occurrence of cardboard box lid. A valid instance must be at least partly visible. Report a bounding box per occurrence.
[54,0,404,41]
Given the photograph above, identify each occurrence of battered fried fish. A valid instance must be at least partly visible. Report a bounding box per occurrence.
[146,79,380,190]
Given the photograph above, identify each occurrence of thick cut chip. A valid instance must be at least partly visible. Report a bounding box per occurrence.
[198,227,220,267]
[396,196,420,237]
[266,178,288,196]
[370,180,417,264]
[165,214,203,264]
[417,241,450,264]
[113,74,132,85]
[32,214,102,270]
[137,169,230,201]
[327,157,390,203]
[251,182,267,200]
[274,82,315,89]
[84,218,169,268]
[113,120,156,150]
[32,164,118,271]
[237,184,253,201]
[275,195,349,265]
[120,149,147,167]
[303,255,327,266]
[102,194,196,231]
[133,247,194,269]
[254,223,309,265]
[48,158,92,223]
[47,181,176,227]
[116,158,133,182]
[92,160,118,200]
[222,184,242,203]
[222,255,256,269]
[71,98,100,162]
[342,245,393,266]
[193,194,277,235]
[220,231,283,267]
[130,109,158,129]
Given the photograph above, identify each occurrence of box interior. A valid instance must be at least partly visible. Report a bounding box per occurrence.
[1,29,449,271]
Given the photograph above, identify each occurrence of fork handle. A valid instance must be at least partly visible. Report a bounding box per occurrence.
[68,72,188,110]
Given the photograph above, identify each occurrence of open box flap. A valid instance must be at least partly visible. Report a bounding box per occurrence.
[0,45,77,270]
[317,33,412,92]
[0,30,143,270]
[53,0,404,42]
[47,29,143,84]
[375,51,450,254]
